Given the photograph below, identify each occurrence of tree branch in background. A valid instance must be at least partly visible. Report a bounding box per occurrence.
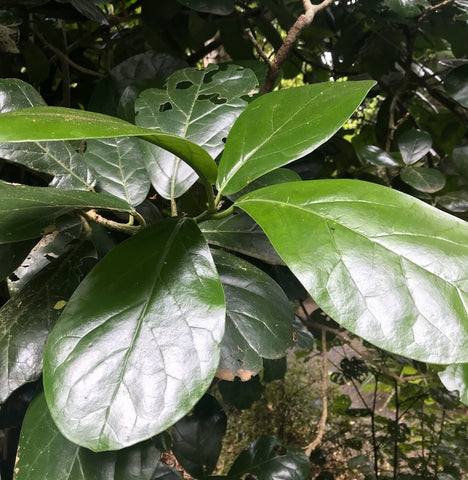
[31,25,104,79]
[261,0,337,94]
[304,327,328,457]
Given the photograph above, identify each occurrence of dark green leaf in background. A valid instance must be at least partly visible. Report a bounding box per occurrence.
[398,129,432,165]
[236,180,468,364]
[14,394,161,480]
[227,435,311,480]
[357,145,401,168]
[175,0,235,15]
[43,218,226,451]
[400,166,446,193]
[439,364,468,406]
[217,81,375,195]
[0,182,133,244]
[444,64,468,107]
[212,249,293,381]
[83,137,151,206]
[383,0,429,17]
[135,64,257,199]
[200,213,284,265]
[0,246,93,403]
[437,190,468,212]
[218,376,263,410]
[453,140,468,179]
[172,395,227,478]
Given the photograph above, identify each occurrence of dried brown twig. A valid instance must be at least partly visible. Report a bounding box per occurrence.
[260,0,337,94]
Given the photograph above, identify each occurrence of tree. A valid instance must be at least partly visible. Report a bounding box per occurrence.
[0,1,467,479]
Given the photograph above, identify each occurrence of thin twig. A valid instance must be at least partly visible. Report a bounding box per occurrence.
[304,327,328,457]
[245,28,271,65]
[418,0,456,22]
[31,26,104,79]
[261,0,336,94]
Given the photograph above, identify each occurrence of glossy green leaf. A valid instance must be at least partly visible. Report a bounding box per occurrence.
[176,0,235,15]
[14,393,161,480]
[437,190,468,212]
[357,145,401,168]
[213,249,294,381]
[228,435,311,480]
[135,64,257,199]
[383,0,429,17]
[0,182,133,243]
[200,213,283,265]
[439,364,468,406]
[83,137,151,206]
[236,179,468,364]
[0,246,92,403]
[217,81,375,195]
[0,106,217,185]
[400,166,446,193]
[398,129,432,165]
[444,64,468,107]
[43,218,226,451]
[172,395,227,478]
[0,78,96,190]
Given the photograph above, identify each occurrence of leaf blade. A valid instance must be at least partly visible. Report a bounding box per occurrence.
[236,179,468,364]
[43,218,226,451]
[217,81,375,195]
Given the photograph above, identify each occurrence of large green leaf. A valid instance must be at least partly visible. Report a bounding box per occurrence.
[0,182,133,243]
[135,64,257,199]
[216,81,375,195]
[0,78,96,190]
[14,393,161,480]
[227,436,311,480]
[43,218,226,451]
[0,246,93,403]
[213,249,294,381]
[439,364,468,406]
[82,137,151,206]
[236,179,468,364]
[200,213,283,265]
[0,106,217,185]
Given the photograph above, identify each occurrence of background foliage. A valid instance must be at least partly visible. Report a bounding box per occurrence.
[0,1,468,479]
